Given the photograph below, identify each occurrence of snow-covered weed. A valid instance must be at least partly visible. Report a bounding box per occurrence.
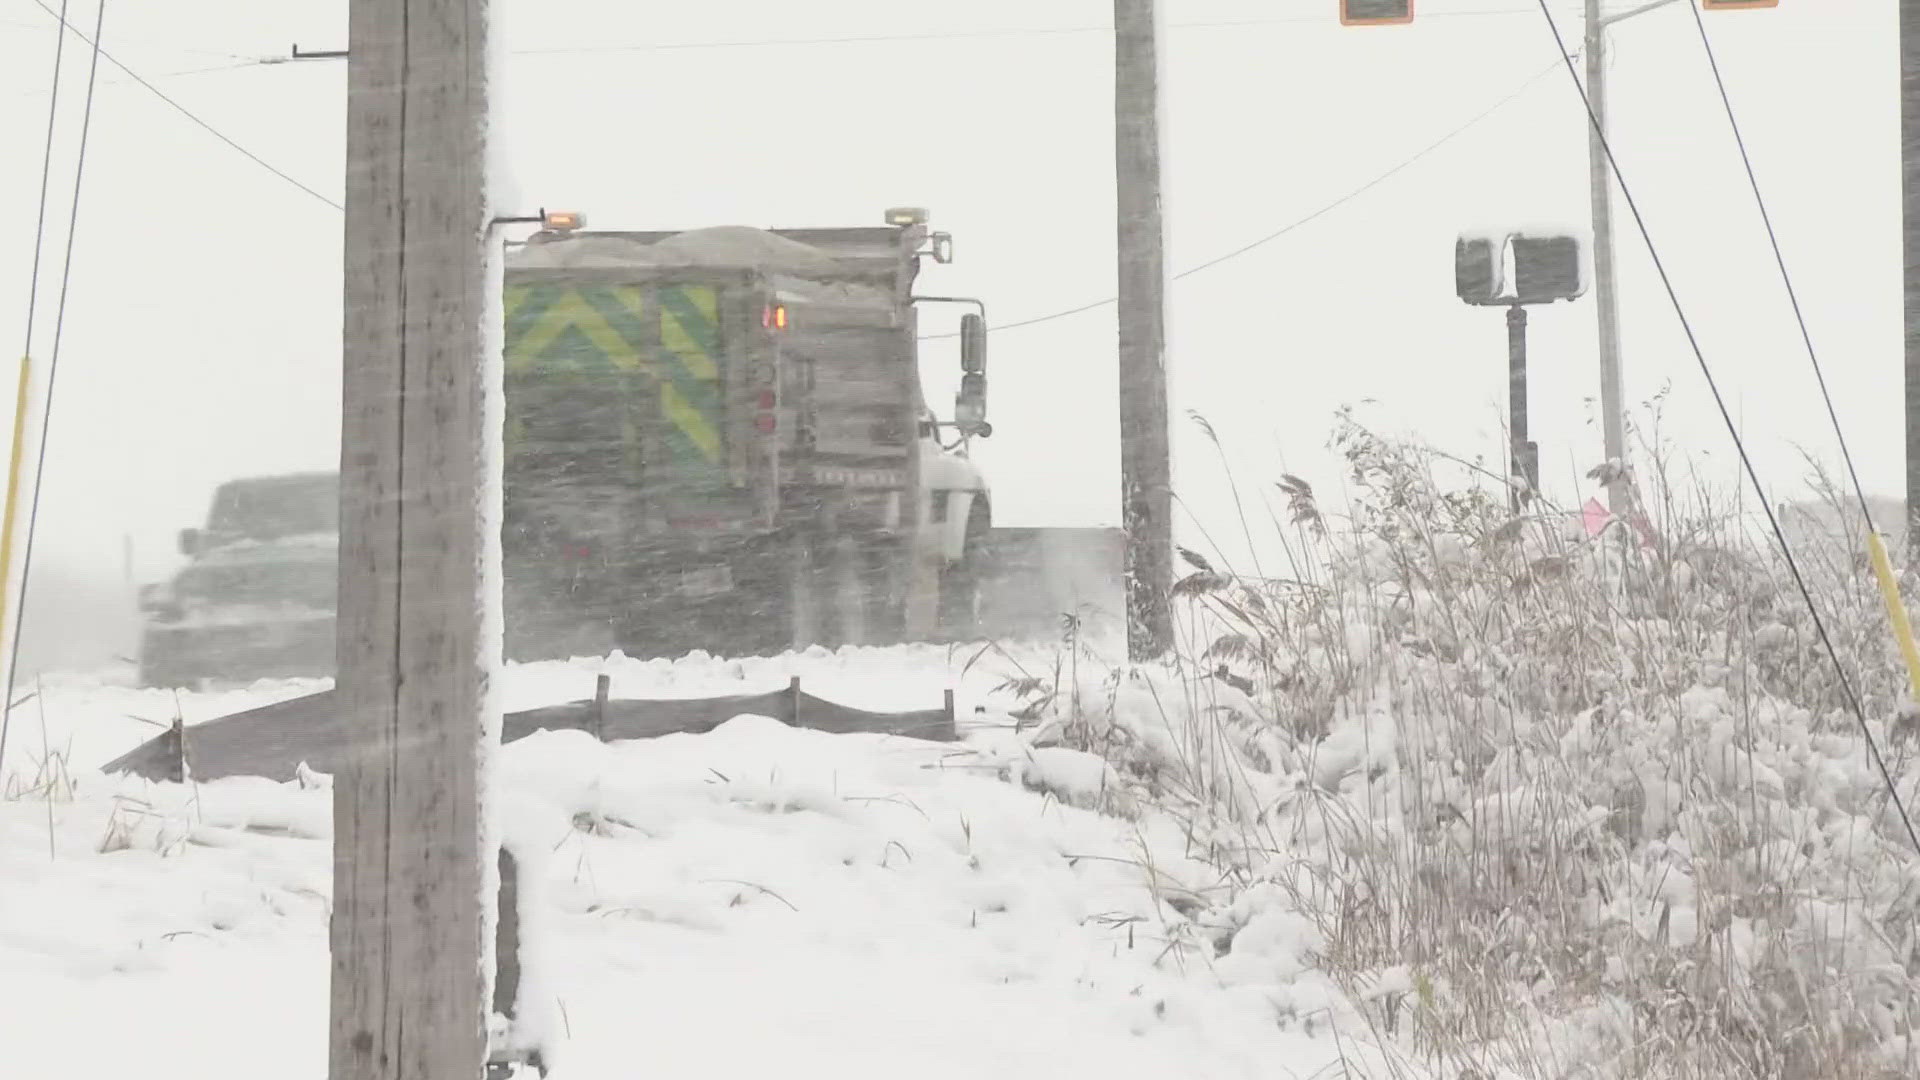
[3,742,75,803]
[1011,414,1920,1079]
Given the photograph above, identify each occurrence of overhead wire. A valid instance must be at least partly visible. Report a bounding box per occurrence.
[1682,0,1920,775]
[29,0,340,211]
[20,0,68,363]
[1682,1,1876,531]
[0,0,71,791]
[8,56,282,97]
[923,57,1566,341]
[508,7,1588,56]
[1531,0,1920,856]
[15,7,1581,223]
[0,0,104,799]
[0,15,256,60]
[8,4,1609,213]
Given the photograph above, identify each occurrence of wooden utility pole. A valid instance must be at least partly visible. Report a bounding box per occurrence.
[1114,0,1173,661]
[1905,0,1920,557]
[1585,0,1629,513]
[330,0,496,1077]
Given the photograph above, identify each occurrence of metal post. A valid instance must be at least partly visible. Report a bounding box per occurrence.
[330,0,495,1077]
[1905,0,1920,558]
[1507,304,1537,509]
[1586,0,1629,513]
[1114,0,1174,661]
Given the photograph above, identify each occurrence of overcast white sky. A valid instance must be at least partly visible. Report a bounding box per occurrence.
[0,0,1897,602]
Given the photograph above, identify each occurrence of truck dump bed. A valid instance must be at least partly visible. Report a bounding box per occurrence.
[500,224,929,658]
[504,225,922,514]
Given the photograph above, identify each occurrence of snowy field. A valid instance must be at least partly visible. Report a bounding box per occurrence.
[0,644,1407,1080]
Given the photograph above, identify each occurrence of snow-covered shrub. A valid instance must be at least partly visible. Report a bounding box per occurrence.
[1010,414,1920,1079]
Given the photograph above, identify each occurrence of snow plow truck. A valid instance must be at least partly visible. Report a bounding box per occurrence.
[500,206,1007,659]
[137,209,1120,685]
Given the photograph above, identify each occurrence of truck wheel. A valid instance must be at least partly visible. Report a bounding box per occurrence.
[938,508,990,641]
[138,660,176,690]
[137,636,191,690]
[787,532,820,653]
[140,660,204,692]
[826,534,869,648]
[786,532,876,652]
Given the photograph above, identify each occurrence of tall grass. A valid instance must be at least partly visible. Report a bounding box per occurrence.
[1012,413,1920,1079]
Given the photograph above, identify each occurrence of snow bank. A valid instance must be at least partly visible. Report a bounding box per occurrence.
[0,641,1410,1079]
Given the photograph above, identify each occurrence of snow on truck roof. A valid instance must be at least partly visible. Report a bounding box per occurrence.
[509,225,851,278]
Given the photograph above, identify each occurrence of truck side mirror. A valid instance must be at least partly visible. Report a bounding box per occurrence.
[956,372,988,436]
[959,313,986,375]
[178,528,202,556]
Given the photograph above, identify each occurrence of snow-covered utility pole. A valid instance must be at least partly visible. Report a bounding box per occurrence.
[1114,0,1173,661]
[1905,0,1920,558]
[331,0,498,1076]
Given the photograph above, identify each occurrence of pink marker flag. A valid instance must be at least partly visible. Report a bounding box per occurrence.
[1582,498,1610,538]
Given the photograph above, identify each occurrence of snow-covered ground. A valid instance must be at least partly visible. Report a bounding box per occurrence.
[0,645,1408,1079]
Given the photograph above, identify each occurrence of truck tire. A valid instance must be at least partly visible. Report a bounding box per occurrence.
[138,657,183,691]
[137,633,196,691]
[787,531,820,653]
[787,531,883,652]
[938,506,990,641]
[826,533,870,648]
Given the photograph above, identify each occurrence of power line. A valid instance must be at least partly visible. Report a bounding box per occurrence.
[1532,0,1920,857]
[6,0,109,744]
[1,0,107,801]
[21,0,68,362]
[8,57,281,99]
[29,0,340,211]
[923,58,1565,341]
[0,0,72,791]
[1173,61,1561,280]
[0,16,255,60]
[1683,2,1876,533]
[16,6,1583,215]
[509,9,1584,57]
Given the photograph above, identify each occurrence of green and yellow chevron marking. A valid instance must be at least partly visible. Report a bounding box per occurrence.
[503,281,728,481]
[655,285,724,474]
[504,283,649,374]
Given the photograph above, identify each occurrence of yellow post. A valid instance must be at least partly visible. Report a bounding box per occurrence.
[0,355,35,671]
[1868,530,1920,700]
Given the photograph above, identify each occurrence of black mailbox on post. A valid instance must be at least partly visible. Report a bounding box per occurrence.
[1455,234,1504,306]
[1454,228,1587,307]
[1511,233,1586,305]
[1452,225,1588,512]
